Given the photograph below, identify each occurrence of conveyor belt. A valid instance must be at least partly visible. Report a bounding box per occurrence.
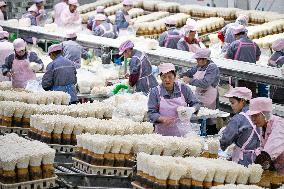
[55,163,132,188]
[1,23,284,87]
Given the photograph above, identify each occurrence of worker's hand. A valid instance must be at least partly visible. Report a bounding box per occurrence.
[183,76,190,84]
[159,116,176,126]
[6,72,13,78]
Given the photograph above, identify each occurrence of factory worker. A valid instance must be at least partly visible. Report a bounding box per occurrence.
[92,14,117,39]
[58,0,81,27]
[0,1,7,21]
[0,31,14,81]
[268,39,284,104]
[23,6,38,26]
[148,63,201,137]
[220,87,261,166]
[248,97,284,174]
[29,0,46,24]
[158,17,181,49]
[219,14,249,53]
[226,25,261,97]
[87,6,110,30]
[181,48,220,135]
[54,0,68,26]
[61,32,89,69]
[2,38,43,88]
[119,40,158,94]
[114,0,133,32]
[42,44,78,104]
[177,19,201,53]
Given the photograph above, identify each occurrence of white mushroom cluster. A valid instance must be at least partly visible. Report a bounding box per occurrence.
[247,20,284,40]
[78,0,120,14]
[133,11,169,24]
[211,184,264,189]
[105,93,148,122]
[196,107,221,117]
[142,0,164,12]
[196,17,225,34]
[236,9,284,24]
[253,33,284,49]
[0,101,114,127]
[156,2,180,13]
[0,90,70,105]
[135,153,263,189]
[76,133,205,167]
[0,134,55,184]
[0,81,12,90]
[29,114,154,145]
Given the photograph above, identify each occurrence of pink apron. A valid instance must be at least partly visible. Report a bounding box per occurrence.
[187,41,200,53]
[164,31,180,48]
[234,40,256,60]
[263,116,284,174]
[232,112,262,164]
[0,41,14,81]
[11,53,36,88]
[132,53,152,92]
[193,64,218,109]
[155,83,187,137]
[124,14,131,23]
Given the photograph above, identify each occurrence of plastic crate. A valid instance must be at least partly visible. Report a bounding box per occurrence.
[0,176,57,189]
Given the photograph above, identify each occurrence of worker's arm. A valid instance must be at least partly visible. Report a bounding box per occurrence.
[41,63,54,91]
[255,43,261,61]
[2,54,14,76]
[189,63,219,89]
[220,115,240,150]
[29,52,44,71]
[93,26,103,36]
[147,86,161,123]
[128,57,140,87]
[180,66,198,78]
[226,41,238,60]
[181,83,201,112]
[158,32,167,47]
[115,11,129,29]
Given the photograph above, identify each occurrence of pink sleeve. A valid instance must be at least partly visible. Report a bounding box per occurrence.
[263,117,284,160]
[60,9,70,25]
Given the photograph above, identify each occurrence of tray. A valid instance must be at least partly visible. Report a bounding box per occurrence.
[49,144,77,154]
[0,126,29,136]
[0,176,57,189]
[73,157,133,177]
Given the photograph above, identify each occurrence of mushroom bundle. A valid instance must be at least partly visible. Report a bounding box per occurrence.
[253,33,284,49]
[247,20,284,39]
[0,90,70,105]
[211,184,264,189]
[196,17,225,34]
[156,2,180,13]
[0,81,12,91]
[0,134,55,184]
[29,114,154,145]
[77,0,121,14]
[0,101,114,128]
[135,153,263,189]
[142,0,164,11]
[180,4,218,18]
[75,133,205,168]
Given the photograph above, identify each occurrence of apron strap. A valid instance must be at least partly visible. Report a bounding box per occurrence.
[132,52,152,89]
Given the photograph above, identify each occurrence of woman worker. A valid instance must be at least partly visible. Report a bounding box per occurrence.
[247,97,284,174]
[220,87,261,166]
[148,63,201,137]
[119,40,158,94]
[177,18,201,53]
[2,38,43,88]
[0,30,14,81]
[114,0,133,32]
[42,44,78,104]
[182,48,220,135]
[268,38,284,104]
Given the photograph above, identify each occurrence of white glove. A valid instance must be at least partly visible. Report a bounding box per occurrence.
[29,62,42,72]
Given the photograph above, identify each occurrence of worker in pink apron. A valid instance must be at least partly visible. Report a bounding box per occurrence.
[177,18,201,53]
[58,0,81,27]
[54,0,68,26]
[92,14,117,39]
[268,39,284,104]
[158,17,181,49]
[87,6,111,30]
[1,38,43,88]
[114,0,133,32]
[220,87,261,166]
[248,97,284,174]
[182,48,220,135]
[148,63,201,137]
[225,25,261,98]
[0,1,7,21]
[119,40,158,94]
[28,0,46,24]
[0,30,14,81]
